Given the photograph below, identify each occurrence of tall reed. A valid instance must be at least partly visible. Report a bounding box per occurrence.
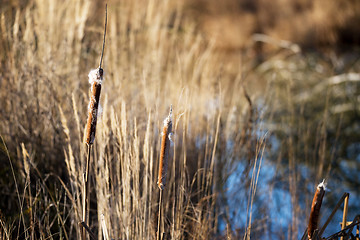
[82,5,107,240]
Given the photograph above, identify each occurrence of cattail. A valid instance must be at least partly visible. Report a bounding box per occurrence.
[84,68,104,145]
[308,179,326,240]
[157,106,173,190]
[81,5,107,240]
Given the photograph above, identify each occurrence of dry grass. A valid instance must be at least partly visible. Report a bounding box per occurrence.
[0,0,238,238]
[0,0,359,239]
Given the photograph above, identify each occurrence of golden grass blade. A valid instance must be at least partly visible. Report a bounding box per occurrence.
[100,214,110,240]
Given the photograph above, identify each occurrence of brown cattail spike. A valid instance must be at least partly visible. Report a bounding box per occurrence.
[84,68,104,145]
[157,106,173,190]
[308,179,326,240]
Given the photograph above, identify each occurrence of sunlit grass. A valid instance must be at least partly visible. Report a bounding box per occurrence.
[0,0,359,239]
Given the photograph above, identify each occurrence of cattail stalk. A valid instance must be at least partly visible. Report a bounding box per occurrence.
[157,106,173,240]
[82,65,104,240]
[308,180,326,240]
[81,5,107,240]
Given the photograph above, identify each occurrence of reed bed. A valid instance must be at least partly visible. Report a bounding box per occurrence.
[0,0,359,239]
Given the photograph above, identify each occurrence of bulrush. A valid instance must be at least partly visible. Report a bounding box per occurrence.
[308,179,326,240]
[157,106,173,240]
[81,5,107,240]
[157,106,173,190]
[84,68,104,145]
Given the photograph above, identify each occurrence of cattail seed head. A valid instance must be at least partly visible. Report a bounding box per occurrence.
[84,68,104,145]
[157,106,173,190]
[308,179,326,240]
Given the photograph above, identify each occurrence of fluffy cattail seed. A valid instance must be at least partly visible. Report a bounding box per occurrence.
[84,68,104,145]
[308,179,326,240]
[157,106,173,190]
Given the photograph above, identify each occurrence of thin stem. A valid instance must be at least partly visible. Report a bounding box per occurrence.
[86,144,91,181]
[99,4,107,69]
[82,144,91,240]
[157,189,163,240]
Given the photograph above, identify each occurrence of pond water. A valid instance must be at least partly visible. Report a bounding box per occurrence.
[220,128,360,239]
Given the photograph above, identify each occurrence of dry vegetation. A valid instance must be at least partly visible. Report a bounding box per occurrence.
[0,0,359,239]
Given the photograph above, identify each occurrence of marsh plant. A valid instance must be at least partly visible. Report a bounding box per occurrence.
[0,0,359,239]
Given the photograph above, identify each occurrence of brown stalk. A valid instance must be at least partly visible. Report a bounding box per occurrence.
[308,180,326,240]
[81,5,107,240]
[82,53,104,240]
[157,106,173,240]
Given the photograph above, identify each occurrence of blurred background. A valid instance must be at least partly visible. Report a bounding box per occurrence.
[0,0,359,239]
